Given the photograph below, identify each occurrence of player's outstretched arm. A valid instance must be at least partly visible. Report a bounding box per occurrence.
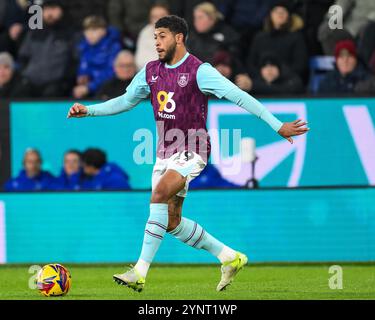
[66,94,133,118]
[196,63,309,144]
[67,66,150,119]
[224,88,309,144]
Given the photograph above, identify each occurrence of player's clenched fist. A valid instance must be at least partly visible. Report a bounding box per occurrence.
[67,103,88,118]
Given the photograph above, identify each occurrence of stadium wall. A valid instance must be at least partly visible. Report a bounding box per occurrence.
[0,100,10,188]
[0,187,374,264]
[4,97,375,189]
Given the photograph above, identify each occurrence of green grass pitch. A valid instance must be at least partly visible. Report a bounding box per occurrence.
[0,264,374,300]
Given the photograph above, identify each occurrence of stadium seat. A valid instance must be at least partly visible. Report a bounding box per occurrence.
[308,56,335,94]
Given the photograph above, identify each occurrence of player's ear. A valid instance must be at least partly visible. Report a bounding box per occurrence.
[175,33,184,45]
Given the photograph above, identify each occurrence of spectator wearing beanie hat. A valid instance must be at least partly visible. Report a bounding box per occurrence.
[317,40,371,94]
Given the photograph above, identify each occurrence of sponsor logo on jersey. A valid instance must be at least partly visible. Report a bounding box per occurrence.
[157,91,176,119]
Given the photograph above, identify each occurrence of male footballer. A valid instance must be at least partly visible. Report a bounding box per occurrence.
[67,15,309,292]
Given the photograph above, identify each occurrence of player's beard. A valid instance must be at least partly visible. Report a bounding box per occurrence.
[159,42,177,64]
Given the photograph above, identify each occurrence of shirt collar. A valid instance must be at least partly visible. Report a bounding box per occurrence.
[165,52,190,69]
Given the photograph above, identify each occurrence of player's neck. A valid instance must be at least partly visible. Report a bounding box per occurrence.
[167,48,188,66]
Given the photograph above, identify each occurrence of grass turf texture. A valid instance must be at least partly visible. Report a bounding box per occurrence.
[0,264,374,300]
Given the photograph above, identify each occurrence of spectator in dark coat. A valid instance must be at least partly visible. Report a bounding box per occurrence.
[96,50,137,100]
[0,52,29,98]
[354,75,375,94]
[317,40,371,94]
[17,0,76,97]
[358,21,375,73]
[81,148,131,190]
[246,0,308,79]
[187,2,241,65]
[60,0,108,31]
[167,0,211,26]
[0,0,28,57]
[212,50,252,92]
[294,0,334,55]
[107,0,155,40]
[52,150,83,191]
[216,0,276,31]
[215,0,277,59]
[250,54,305,95]
[4,149,55,192]
[73,16,123,99]
[189,164,240,189]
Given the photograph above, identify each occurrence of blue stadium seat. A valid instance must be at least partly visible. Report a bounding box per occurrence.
[309,56,335,94]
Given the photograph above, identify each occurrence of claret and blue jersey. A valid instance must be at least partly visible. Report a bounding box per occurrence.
[86,52,283,163]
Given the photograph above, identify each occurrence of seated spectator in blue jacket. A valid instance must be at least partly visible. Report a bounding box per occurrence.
[317,40,371,95]
[81,148,130,190]
[52,150,83,191]
[73,16,122,99]
[4,148,55,192]
[189,164,240,189]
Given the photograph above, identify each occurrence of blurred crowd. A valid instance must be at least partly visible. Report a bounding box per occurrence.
[4,148,238,191]
[1,0,375,99]
[4,148,131,191]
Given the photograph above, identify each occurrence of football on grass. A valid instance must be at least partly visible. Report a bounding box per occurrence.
[36,264,72,297]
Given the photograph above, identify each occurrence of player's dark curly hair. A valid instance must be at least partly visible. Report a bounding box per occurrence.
[155,15,189,43]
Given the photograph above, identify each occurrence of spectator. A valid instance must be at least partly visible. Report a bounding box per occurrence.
[246,1,308,79]
[354,75,375,95]
[187,2,241,65]
[189,164,239,189]
[215,0,277,59]
[17,0,76,97]
[0,52,28,98]
[167,0,210,26]
[317,40,370,94]
[4,149,55,192]
[0,0,28,57]
[294,0,334,55]
[60,0,108,31]
[212,50,252,92]
[318,0,375,55]
[107,0,155,41]
[81,148,131,190]
[358,21,375,73]
[135,3,170,70]
[73,16,122,99]
[52,150,83,191]
[96,50,137,100]
[250,53,304,95]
